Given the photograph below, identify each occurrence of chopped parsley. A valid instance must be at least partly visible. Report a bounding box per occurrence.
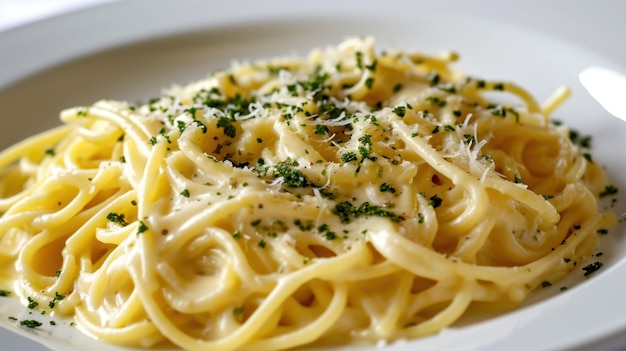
[428,195,443,208]
[379,183,396,193]
[355,51,364,69]
[599,185,618,198]
[392,106,406,117]
[27,296,38,309]
[48,292,65,309]
[20,320,42,328]
[217,117,237,138]
[137,221,149,235]
[582,261,603,276]
[0,289,10,297]
[317,224,337,240]
[180,189,190,197]
[332,201,401,224]
[233,306,244,321]
[340,151,358,163]
[274,159,309,187]
[106,212,128,226]
[295,219,314,231]
[426,96,447,107]
[315,125,329,135]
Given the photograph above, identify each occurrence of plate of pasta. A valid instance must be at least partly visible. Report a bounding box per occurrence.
[1,1,626,351]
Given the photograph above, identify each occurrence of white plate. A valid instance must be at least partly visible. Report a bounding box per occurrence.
[1,1,626,350]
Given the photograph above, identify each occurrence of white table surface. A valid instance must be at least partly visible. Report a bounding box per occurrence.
[0,0,114,31]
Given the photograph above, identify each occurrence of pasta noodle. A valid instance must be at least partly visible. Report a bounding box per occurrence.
[0,37,616,350]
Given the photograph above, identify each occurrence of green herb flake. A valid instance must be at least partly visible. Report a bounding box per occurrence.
[324,231,337,240]
[137,221,149,235]
[599,185,618,198]
[582,261,603,276]
[0,289,10,297]
[217,117,237,138]
[379,183,396,193]
[233,306,244,321]
[177,120,187,134]
[180,189,190,198]
[426,96,447,108]
[20,319,42,329]
[48,292,65,309]
[275,159,308,187]
[332,201,401,224]
[315,125,329,135]
[463,134,475,144]
[392,106,406,117]
[355,51,364,69]
[341,151,358,163]
[106,212,128,226]
[437,85,457,94]
[429,195,443,208]
[27,297,38,309]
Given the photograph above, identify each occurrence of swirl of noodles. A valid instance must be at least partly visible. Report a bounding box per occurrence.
[0,37,615,350]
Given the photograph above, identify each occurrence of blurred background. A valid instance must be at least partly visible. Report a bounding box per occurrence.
[0,0,114,31]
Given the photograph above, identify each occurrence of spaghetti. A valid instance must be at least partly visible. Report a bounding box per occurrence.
[0,37,615,350]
